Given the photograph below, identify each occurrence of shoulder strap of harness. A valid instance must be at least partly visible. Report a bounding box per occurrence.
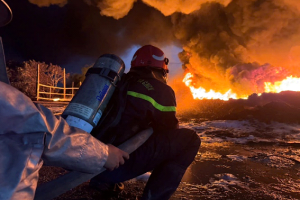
[91,73,136,142]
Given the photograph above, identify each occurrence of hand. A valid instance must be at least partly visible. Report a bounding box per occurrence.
[104,144,129,171]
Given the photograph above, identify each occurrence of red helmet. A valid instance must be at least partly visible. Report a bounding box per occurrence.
[131,45,169,73]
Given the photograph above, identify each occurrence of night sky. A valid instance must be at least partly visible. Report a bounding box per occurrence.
[0,0,179,74]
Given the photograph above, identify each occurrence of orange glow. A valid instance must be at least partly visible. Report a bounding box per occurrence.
[183,73,238,101]
[183,73,300,101]
[264,76,300,93]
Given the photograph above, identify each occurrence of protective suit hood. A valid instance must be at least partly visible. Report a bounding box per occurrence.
[0,0,12,27]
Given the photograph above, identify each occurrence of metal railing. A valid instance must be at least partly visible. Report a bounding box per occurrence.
[36,65,81,102]
[37,83,80,101]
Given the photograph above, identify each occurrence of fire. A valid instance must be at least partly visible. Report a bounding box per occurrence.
[183,73,238,101]
[264,76,300,93]
[183,73,300,101]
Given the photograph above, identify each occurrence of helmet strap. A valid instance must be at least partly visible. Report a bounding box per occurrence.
[151,68,168,84]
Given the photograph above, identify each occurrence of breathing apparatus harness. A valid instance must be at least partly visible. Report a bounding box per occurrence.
[91,67,168,144]
[91,72,134,141]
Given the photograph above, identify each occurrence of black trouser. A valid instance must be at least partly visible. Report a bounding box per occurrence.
[91,128,201,200]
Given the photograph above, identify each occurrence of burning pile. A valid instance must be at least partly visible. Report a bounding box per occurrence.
[264,76,300,93]
[183,72,300,100]
[176,0,300,100]
[183,72,238,100]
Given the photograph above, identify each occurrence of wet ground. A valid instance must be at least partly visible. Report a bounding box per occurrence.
[39,103,300,199]
[173,119,300,200]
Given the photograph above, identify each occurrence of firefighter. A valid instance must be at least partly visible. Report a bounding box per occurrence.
[90,45,201,200]
[0,1,128,199]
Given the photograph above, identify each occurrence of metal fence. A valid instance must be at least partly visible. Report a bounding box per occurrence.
[36,65,81,101]
[37,83,80,101]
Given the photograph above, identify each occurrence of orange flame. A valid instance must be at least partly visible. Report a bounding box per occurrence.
[183,73,300,100]
[183,73,238,101]
[264,76,300,93]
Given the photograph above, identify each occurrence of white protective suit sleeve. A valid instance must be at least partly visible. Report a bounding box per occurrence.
[0,82,108,200]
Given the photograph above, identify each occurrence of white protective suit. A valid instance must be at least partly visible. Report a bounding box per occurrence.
[0,81,108,200]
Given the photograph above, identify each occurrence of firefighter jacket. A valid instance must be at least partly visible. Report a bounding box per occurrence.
[0,82,108,200]
[98,69,179,145]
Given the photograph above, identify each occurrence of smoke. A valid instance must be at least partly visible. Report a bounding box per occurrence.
[28,0,68,7]
[2,0,175,73]
[142,0,232,16]
[95,0,137,19]
[226,63,290,95]
[7,0,300,97]
[171,0,300,96]
[29,0,232,17]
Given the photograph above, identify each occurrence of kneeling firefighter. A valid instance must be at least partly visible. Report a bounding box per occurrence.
[90,45,201,200]
[0,1,128,199]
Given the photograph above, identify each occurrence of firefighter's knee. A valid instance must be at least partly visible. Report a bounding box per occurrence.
[181,128,201,148]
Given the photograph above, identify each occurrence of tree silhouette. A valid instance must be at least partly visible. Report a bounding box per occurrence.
[68,64,92,87]
[6,60,69,99]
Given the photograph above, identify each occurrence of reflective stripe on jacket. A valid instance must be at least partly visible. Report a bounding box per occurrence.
[105,72,179,145]
[126,77,179,131]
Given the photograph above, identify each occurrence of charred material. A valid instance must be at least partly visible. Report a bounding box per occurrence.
[179,91,300,124]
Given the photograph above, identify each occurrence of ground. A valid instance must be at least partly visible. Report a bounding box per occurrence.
[38,166,147,200]
[37,93,300,199]
[37,119,300,200]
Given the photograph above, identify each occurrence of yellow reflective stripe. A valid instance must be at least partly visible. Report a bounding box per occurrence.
[127,91,176,112]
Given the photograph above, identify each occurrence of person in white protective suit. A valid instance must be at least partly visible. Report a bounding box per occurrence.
[0,1,129,199]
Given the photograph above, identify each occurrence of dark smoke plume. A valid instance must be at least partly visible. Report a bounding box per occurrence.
[171,0,300,96]
[3,0,300,97]
[1,0,175,72]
